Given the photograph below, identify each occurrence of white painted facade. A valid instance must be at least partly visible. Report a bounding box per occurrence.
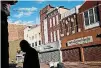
[24,25,41,48]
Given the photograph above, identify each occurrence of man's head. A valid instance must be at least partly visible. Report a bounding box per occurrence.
[20,40,30,52]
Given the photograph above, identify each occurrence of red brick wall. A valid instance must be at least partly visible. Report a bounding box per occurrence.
[62,48,81,62]
[40,5,53,44]
[60,13,78,39]
[47,11,60,43]
[61,27,101,48]
[79,1,101,13]
[84,45,101,61]
[62,44,101,62]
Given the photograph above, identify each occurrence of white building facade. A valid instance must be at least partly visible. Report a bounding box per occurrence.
[24,25,41,48]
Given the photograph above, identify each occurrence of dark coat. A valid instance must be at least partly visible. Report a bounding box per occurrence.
[23,47,40,68]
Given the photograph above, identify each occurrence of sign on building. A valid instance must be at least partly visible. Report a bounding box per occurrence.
[67,36,93,46]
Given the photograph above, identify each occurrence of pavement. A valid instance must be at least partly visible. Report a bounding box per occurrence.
[63,62,101,68]
[9,62,101,68]
[40,63,50,68]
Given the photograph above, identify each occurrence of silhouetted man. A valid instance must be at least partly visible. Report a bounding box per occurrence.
[20,40,40,68]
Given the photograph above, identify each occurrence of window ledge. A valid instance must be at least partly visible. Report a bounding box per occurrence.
[84,22,100,30]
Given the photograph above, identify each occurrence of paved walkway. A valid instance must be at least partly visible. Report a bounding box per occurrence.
[63,62,101,68]
[40,63,50,68]
[10,62,101,68]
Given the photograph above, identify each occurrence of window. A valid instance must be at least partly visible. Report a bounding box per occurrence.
[32,43,34,47]
[60,22,63,34]
[57,30,60,40]
[71,18,74,22]
[54,31,56,41]
[50,19,52,27]
[51,32,53,42]
[56,15,59,25]
[68,18,70,21]
[35,42,37,46]
[94,7,98,22]
[84,7,99,29]
[39,40,41,45]
[84,11,89,26]
[32,36,34,40]
[66,20,68,24]
[66,43,68,47]
[35,34,37,39]
[53,17,55,26]
[89,8,94,24]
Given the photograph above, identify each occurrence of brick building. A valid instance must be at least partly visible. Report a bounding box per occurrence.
[8,23,26,41]
[60,1,101,62]
[40,5,69,44]
[39,5,69,67]
[40,5,53,44]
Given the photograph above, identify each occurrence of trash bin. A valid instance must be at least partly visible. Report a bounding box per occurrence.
[57,62,64,68]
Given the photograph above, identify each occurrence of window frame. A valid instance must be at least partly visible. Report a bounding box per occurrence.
[83,6,99,30]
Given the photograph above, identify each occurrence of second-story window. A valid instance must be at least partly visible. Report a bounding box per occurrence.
[35,34,37,39]
[60,21,63,34]
[56,15,59,25]
[32,36,34,40]
[83,6,99,29]
[53,17,55,26]
[89,8,94,24]
[50,19,52,27]
[94,7,98,22]
[84,11,89,26]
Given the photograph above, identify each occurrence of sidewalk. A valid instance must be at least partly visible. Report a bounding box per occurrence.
[63,61,101,68]
[40,63,50,68]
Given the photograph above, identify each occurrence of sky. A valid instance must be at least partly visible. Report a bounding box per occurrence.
[8,0,84,25]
